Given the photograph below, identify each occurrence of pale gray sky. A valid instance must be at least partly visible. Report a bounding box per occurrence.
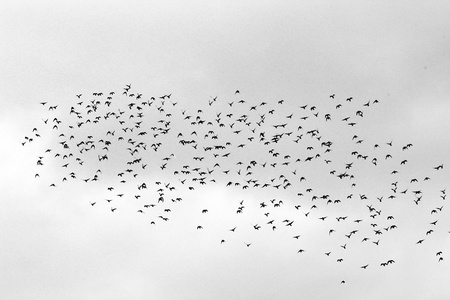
[1,1,450,299]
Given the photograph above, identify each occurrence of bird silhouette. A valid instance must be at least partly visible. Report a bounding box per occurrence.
[24,84,450,283]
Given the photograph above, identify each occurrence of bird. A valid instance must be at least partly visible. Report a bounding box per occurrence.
[25,84,450,282]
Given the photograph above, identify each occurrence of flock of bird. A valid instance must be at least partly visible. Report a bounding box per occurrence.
[23,84,448,284]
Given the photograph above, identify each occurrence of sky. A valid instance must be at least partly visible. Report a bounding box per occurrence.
[1,1,450,299]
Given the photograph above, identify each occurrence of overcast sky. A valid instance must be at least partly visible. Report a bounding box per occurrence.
[1,1,450,299]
